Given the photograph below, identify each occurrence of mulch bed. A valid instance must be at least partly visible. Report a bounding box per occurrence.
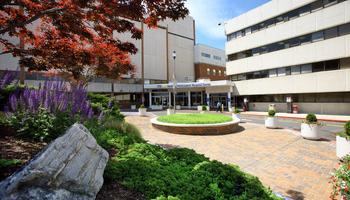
[96,181,145,200]
[0,135,47,181]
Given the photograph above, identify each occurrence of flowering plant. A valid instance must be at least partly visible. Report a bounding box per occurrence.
[331,155,350,200]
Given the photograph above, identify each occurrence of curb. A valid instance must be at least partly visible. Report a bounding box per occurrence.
[240,113,348,123]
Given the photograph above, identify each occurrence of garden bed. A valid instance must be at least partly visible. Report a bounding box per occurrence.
[158,113,232,124]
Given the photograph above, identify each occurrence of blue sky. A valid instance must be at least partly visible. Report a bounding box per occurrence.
[186,0,270,50]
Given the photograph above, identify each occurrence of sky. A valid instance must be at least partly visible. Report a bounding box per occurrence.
[185,0,270,50]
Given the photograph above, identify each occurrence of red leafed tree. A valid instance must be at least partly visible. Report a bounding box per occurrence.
[0,0,189,80]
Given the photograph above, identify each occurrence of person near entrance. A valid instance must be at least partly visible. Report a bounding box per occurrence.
[216,101,222,113]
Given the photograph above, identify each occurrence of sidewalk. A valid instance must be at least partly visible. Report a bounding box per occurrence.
[241,111,350,123]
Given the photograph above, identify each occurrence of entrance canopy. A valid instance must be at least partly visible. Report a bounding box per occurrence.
[145,80,234,94]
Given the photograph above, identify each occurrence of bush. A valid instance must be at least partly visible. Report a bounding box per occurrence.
[202,105,207,111]
[331,155,350,199]
[139,104,145,109]
[104,143,279,200]
[0,158,22,169]
[305,113,318,124]
[87,93,110,109]
[268,109,276,117]
[346,121,350,135]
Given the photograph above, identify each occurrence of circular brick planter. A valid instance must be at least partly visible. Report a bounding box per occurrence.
[151,117,241,135]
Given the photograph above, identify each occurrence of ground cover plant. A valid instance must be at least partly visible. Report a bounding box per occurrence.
[157,113,232,124]
[331,155,350,200]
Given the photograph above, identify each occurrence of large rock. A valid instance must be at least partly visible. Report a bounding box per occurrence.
[0,123,109,200]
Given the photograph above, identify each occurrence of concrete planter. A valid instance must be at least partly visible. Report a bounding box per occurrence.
[167,109,175,115]
[336,136,350,159]
[228,107,233,112]
[301,123,320,140]
[232,113,240,120]
[265,117,277,129]
[138,108,147,116]
[131,105,137,110]
[197,106,203,111]
[175,105,181,110]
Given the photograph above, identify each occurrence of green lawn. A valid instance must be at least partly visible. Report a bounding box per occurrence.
[157,113,232,124]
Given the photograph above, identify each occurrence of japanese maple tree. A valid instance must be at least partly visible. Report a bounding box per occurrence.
[0,0,189,79]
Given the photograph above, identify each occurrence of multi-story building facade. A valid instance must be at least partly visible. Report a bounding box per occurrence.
[0,17,196,109]
[225,0,350,115]
[194,44,227,81]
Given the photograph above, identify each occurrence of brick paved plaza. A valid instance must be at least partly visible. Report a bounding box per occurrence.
[126,115,338,200]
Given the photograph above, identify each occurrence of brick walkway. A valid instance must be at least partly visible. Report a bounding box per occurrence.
[125,115,338,200]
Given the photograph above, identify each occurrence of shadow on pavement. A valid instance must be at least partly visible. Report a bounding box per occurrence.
[286,189,305,200]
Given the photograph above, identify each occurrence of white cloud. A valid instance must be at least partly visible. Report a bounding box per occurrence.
[185,0,242,39]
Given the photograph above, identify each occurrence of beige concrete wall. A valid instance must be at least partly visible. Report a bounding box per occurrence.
[249,102,288,112]
[225,0,315,35]
[226,1,350,55]
[233,69,350,95]
[297,103,350,115]
[194,44,225,66]
[227,34,350,75]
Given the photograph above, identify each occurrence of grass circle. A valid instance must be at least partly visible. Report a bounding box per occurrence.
[157,113,232,124]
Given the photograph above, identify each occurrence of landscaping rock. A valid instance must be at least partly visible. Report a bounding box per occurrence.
[0,123,109,200]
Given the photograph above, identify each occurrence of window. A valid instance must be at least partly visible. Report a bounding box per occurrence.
[291,65,301,75]
[277,68,286,76]
[246,72,254,80]
[312,62,324,72]
[238,74,246,81]
[289,37,300,47]
[276,16,284,25]
[339,23,350,36]
[299,35,312,45]
[214,55,222,61]
[269,69,277,77]
[201,52,211,58]
[298,5,311,16]
[311,0,323,12]
[245,27,252,35]
[323,0,337,7]
[231,75,238,81]
[218,70,222,76]
[285,67,291,75]
[213,69,216,76]
[207,68,210,75]
[301,64,312,74]
[324,27,338,39]
[224,70,226,75]
[312,31,324,42]
[325,60,340,71]
[260,70,269,78]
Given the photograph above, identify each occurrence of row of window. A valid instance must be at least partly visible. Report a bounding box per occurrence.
[228,23,350,62]
[227,0,347,41]
[200,52,222,61]
[206,68,226,76]
[230,59,340,81]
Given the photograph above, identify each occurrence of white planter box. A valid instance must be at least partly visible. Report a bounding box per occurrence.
[150,105,163,110]
[232,113,240,120]
[138,108,147,116]
[167,109,175,115]
[301,123,320,140]
[176,105,181,110]
[131,105,137,110]
[336,136,350,159]
[197,106,203,111]
[265,117,277,129]
[228,107,233,112]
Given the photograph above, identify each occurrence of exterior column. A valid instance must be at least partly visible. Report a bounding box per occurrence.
[149,91,152,107]
[206,93,210,110]
[188,91,191,109]
[169,91,172,107]
[227,92,232,112]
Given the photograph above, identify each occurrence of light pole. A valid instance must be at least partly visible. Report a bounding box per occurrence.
[172,50,176,113]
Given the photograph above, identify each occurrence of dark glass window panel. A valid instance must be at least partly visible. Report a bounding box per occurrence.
[311,0,323,12]
[324,27,338,39]
[289,38,300,47]
[323,0,337,7]
[325,59,340,71]
[300,35,312,45]
[246,73,254,79]
[231,75,238,81]
[298,5,311,16]
[276,16,284,24]
[252,48,261,56]
[312,31,324,42]
[288,10,299,20]
[339,23,350,36]
[252,25,259,33]
[312,62,324,72]
[228,54,237,61]
[260,70,269,78]
[285,67,291,75]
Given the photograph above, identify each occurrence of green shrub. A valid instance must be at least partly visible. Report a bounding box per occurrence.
[87,93,110,109]
[153,195,180,200]
[139,104,145,109]
[346,121,350,135]
[268,109,276,117]
[331,155,350,199]
[104,143,280,200]
[0,158,22,168]
[305,113,317,124]
[7,108,77,141]
[202,105,207,111]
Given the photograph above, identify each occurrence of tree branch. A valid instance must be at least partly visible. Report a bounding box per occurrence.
[0,7,64,35]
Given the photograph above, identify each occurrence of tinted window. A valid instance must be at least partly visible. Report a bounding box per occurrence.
[324,27,338,39]
[312,31,324,42]
[325,60,339,71]
[291,66,301,75]
[300,35,312,45]
[301,64,312,74]
[339,23,350,36]
[312,62,324,72]
[311,0,323,12]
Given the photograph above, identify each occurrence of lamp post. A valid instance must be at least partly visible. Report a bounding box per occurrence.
[172,50,176,113]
